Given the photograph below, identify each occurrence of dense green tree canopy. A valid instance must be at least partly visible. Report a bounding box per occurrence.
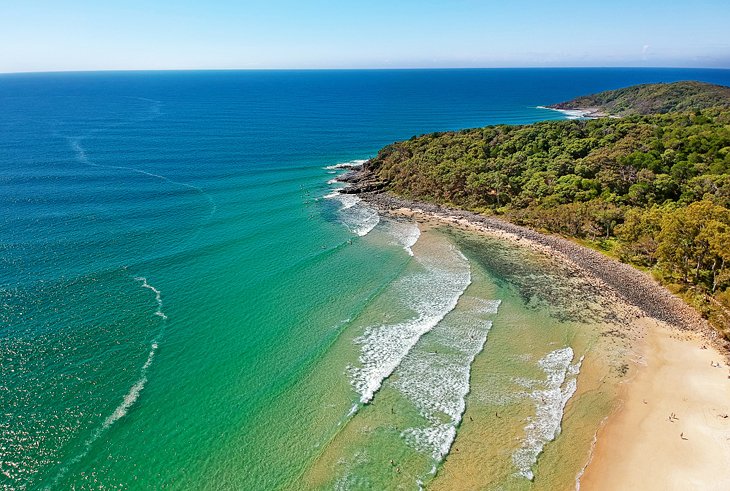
[549,81,730,115]
[364,85,730,337]
[369,109,730,212]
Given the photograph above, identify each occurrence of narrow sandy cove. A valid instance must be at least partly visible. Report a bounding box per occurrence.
[362,198,730,489]
[579,320,730,491]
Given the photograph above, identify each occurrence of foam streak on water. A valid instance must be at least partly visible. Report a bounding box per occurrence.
[348,245,471,404]
[323,159,380,237]
[512,347,583,481]
[69,137,218,218]
[401,226,420,257]
[135,276,168,320]
[45,278,167,489]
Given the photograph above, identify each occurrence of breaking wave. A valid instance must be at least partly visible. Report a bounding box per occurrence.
[396,297,501,467]
[348,245,471,405]
[512,347,583,481]
[324,191,380,237]
[324,159,367,170]
[381,219,421,256]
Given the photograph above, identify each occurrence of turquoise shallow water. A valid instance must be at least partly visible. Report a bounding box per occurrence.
[3,69,730,490]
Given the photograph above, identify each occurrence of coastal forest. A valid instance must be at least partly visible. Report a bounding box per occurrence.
[364,82,730,338]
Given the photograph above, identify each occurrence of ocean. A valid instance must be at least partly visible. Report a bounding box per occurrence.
[2,68,730,490]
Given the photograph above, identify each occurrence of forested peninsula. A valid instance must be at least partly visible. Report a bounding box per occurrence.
[346,81,730,340]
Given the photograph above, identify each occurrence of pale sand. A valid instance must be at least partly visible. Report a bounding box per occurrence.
[371,203,730,489]
[578,322,730,491]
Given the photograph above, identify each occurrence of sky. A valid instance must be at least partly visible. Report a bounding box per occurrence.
[1,0,729,72]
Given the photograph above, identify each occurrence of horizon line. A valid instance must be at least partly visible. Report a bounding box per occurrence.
[2,65,730,76]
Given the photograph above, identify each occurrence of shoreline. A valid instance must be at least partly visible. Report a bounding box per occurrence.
[350,189,730,489]
[355,190,727,352]
[536,105,612,119]
[578,321,730,490]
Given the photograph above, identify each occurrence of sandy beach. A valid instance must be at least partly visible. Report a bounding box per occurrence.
[579,321,730,490]
[355,190,730,489]
[537,105,611,119]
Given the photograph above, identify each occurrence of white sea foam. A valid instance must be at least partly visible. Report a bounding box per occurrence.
[101,347,155,428]
[380,218,422,256]
[397,345,479,462]
[324,190,380,237]
[133,97,162,117]
[536,105,592,120]
[574,416,606,491]
[346,206,380,236]
[512,347,584,481]
[333,451,371,491]
[474,298,502,315]
[402,227,420,256]
[348,246,471,407]
[70,139,89,163]
[134,276,167,320]
[558,109,591,119]
[394,297,498,463]
[324,159,368,170]
[46,277,168,489]
[336,193,361,210]
[322,159,380,238]
[388,220,421,256]
[402,424,457,462]
[323,190,340,199]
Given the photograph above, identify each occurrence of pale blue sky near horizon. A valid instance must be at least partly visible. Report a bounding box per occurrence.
[1,0,729,73]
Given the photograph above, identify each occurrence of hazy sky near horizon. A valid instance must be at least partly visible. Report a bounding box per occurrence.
[1,0,729,72]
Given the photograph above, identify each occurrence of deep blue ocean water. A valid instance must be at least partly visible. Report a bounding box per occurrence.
[2,68,730,489]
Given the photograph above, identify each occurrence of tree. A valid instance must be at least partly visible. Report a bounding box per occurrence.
[657,200,730,287]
